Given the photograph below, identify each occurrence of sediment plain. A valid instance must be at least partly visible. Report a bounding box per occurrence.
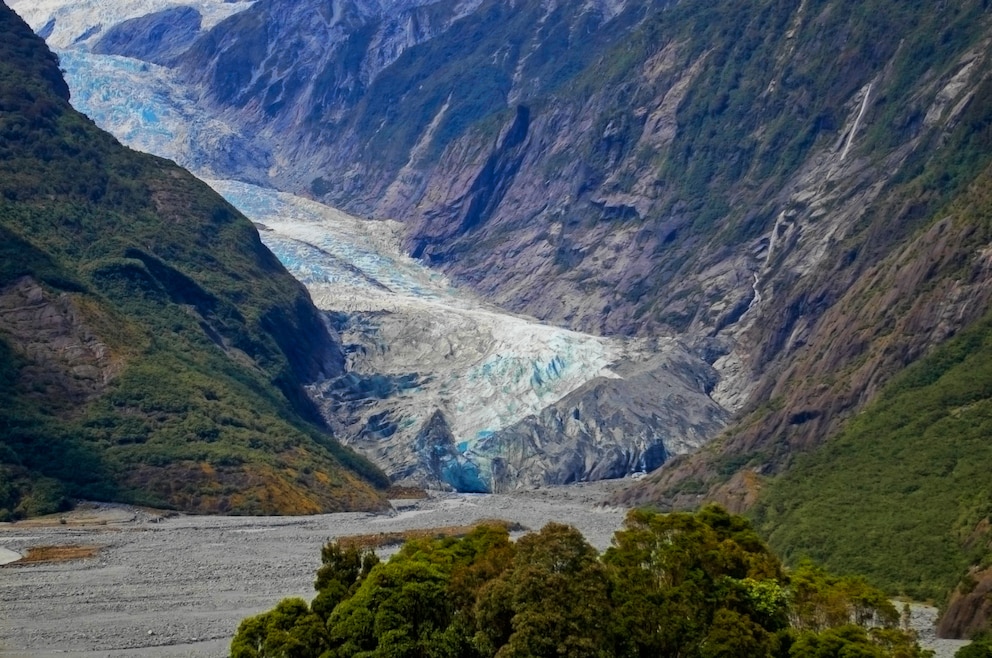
[0,484,630,657]
[0,482,968,657]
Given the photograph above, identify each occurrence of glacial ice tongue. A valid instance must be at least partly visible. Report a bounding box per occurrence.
[53,50,262,180]
[208,180,625,487]
[38,29,636,490]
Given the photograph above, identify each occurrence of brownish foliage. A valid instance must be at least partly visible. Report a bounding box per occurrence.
[384,486,429,499]
[336,519,526,551]
[14,544,101,563]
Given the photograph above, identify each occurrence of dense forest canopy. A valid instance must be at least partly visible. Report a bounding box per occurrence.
[233,506,931,658]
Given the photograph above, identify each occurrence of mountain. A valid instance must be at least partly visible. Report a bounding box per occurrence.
[0,1,388,519]
[11,0,734,494]
[10,0,992,623]
[179,0,992,609]
[159,0,991,505]
[131,0,991,454]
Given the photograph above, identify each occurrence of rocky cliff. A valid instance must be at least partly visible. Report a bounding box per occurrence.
[164,0,992,497]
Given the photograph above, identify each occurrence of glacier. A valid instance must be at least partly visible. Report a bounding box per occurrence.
[208,177,627,488]
[9,0,728,490]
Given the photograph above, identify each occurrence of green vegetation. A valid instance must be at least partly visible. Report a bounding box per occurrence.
[753,309,992,601]
[0,4,387,518]
[957,634,992,658]
[617,3,992,615]
[232,506,930,658]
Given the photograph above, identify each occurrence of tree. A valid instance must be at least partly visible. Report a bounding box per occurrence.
[325,557,452,657]
[230,508,929,658]
[603,505,786,657]
[311,542,379,621]
[231,598,328,658]
[475,523,612,658]
[956,635,992,658]
[324,525,515,658]
[787,560,898,632]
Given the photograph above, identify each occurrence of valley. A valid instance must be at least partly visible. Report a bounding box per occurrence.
[0,493,970,658]
[2,0,992,650]
[0,486,628,657]
[15,0,729,492]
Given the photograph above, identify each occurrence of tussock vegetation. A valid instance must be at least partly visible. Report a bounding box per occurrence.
[13,545,101,564]
[383,486,429,499]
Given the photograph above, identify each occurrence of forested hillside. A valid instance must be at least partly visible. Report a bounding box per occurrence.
[752,302,992,601]
[0,2,388,518]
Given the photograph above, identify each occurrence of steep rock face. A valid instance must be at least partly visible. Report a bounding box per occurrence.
[939,566,992,640]
[621,136,992,512]
[483,347,729,491]
[174,0,483,182]
[92,6,203,65]
[0,1,387,517]
[171,0,992,497]
[0,276,121,408]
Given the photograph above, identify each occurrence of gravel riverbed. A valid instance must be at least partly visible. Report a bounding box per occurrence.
[0,484,628,657]
[0,483,967,657]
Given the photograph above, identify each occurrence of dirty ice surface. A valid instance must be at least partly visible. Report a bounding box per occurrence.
[35,30,636,489]
[212,179,625,461]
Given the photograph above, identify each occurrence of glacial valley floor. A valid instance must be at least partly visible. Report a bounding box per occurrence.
[0,483,630,657]
[0,482,969,657]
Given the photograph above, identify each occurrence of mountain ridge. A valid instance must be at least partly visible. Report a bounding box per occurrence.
[0,0,388,518]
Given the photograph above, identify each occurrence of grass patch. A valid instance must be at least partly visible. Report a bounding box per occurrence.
[384,486,429,500]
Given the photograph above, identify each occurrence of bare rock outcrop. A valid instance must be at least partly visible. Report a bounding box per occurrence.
[0,276,122,409]
[939,566,992,640]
